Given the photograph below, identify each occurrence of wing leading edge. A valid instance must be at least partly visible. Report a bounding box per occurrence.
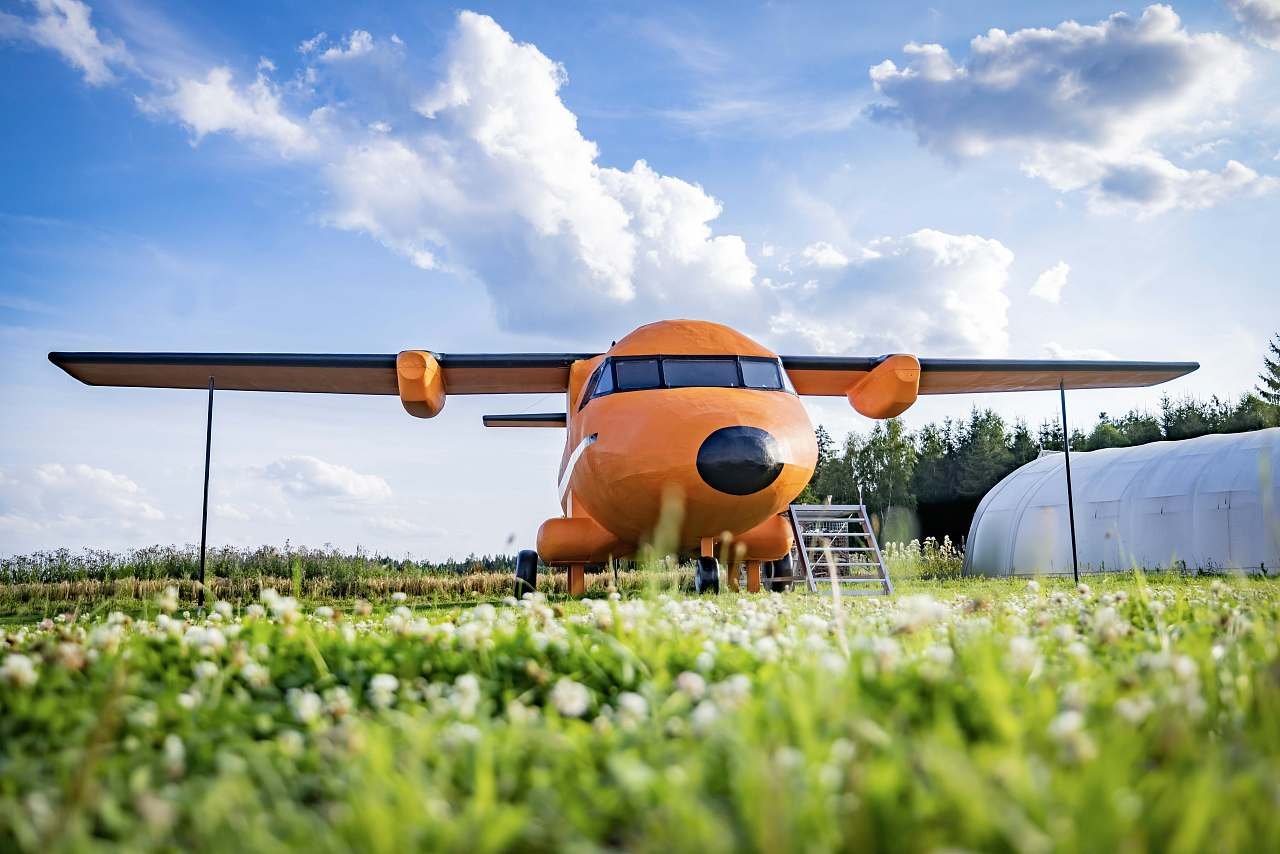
[780,355,1199,396]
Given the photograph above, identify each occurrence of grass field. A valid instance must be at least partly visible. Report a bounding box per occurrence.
[1,559,1277,852]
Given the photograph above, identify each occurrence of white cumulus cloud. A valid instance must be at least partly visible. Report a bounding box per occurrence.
[323,11,756,332]
[258,456,392,502]
[1029,261,1070,303]
[0,0,131,85]
[1044,342,1117,360]
[869,5,1272,215]
[146,67,319,155]
[767,229,1014,356]
[318,29,374,62]
[0,463,165,539]
[1225,0,1280,50]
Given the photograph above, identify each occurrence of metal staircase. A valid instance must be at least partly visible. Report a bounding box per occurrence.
[785,504,893,595]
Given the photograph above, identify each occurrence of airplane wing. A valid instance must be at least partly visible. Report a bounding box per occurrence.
[780,356,1199,396]
[47,352,598,395]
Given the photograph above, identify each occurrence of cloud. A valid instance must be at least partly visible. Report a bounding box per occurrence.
[318,29,373,62]
[1044,342,1117,360]
[868,5,1272,215]
[767,229,1014,356]
[799,242,851,269]
[1226,0,1280,50]
[145,67,318,155]
[213,502,250,521]
[258,456,392,502]
[323,11,756,331]
[1029,261,1070,303]
[0,0,131,85]
[298,31,326,54]
[0,463,164,537]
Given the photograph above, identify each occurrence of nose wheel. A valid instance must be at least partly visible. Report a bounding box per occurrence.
[514,549,538,598]
[764,554,794,592]
[695,556,720,594]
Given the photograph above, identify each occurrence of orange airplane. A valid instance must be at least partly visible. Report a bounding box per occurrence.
[50,319,1197,595]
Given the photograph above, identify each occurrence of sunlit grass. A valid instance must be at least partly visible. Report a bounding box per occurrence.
[1,572,1277,852]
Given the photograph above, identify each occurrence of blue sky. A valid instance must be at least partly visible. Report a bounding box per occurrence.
[1,0,1276,558]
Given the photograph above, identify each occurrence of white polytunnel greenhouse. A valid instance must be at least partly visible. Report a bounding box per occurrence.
[963,428,1279,576]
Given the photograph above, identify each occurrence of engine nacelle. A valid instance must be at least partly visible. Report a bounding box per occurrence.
[396,350,446,418]
[847,354,920,419]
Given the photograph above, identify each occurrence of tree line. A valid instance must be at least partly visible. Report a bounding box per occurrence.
[798,334,1280,544]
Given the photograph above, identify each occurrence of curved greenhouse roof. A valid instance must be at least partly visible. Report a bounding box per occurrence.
[964,428,1279,576]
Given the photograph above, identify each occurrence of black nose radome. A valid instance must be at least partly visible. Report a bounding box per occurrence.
[696,426,784,496]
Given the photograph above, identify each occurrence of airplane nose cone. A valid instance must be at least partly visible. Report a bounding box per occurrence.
[696,426,784,496]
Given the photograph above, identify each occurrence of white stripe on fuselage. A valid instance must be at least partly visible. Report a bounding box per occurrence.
[558,432,598,510]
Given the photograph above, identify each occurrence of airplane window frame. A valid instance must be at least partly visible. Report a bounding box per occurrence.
[614,357,662,392]
[582,354,797,407]
[662,357,742,389]
[739,356,785,390]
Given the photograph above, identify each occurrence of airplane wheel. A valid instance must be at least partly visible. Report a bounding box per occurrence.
[766,554,794,592]
[514,549,538,598]
[694,556,720,594]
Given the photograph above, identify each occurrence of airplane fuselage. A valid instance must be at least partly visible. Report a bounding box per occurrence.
[541,320,818,565]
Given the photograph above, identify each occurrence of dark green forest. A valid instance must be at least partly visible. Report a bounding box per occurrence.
[799,334,1280,543]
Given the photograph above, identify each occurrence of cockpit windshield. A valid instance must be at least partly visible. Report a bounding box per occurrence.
[580,355,793,408]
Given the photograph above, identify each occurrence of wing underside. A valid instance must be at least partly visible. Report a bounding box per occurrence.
[780,356,1199,396]
[48,352,596,395]
[50,352,1199,398]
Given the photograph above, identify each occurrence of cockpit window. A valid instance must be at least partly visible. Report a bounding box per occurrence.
[581,354,795,407]
[615,358,661,391]
[740,357,784,390]
[663,358,740,389]
[595,362,615,395]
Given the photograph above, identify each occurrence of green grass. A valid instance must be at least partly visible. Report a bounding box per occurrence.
[1,571,1277,852]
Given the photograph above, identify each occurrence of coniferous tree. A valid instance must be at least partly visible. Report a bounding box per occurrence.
[1258,332,1280,407]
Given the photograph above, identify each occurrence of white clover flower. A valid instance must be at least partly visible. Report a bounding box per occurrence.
[368,673,399,708]
[314,606,334,621]
[1114,695,1154,724]
[277,729,305,757]
[213,600,234,619]
[690,700,720,734]
[57,642,86,671]
[193,661,219,681]
[1025,580,1040,593]
[287,688,322,724]
[1006,636,1039,674]
[451,673,482,718]
[240,661,270,689]
[617,691,648,719]
[2,653,38,688]
[893,595,948,633]
[159,586,179,614]
[1049,709,1083,738]
[391,591,408,603]
[324,686,353,718]
[177,690,201,710]
[925,643,955,668]
[675,671,707,700]
[246,604,266,619]
[543,678,589,718]
[163,734,185,777]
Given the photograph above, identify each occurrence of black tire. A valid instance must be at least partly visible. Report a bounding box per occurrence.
[514,549,538,598]
[765,554,794,592]
[695,556,720,594]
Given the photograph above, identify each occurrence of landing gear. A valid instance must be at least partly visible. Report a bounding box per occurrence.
[764,554,794,593]
[514,549,538,598]
[695,556,720,594]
